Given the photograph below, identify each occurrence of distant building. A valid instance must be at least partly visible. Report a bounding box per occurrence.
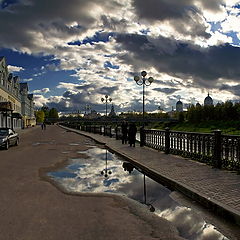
[204,93,213,106]
[176,100,183,112]
[20,83,36,127]
[89,110,101,119]
[108,104,116,117]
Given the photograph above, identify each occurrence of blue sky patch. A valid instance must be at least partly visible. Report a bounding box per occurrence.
[68,32,115,46]
[1,0,19,9]
[0,48,79,94]
[104,61,119,69]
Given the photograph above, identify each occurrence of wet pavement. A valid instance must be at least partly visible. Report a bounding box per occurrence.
[45,146,232,240]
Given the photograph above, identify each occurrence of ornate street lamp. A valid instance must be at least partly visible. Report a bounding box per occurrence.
[134,71,154,126]
[101,95,112,116]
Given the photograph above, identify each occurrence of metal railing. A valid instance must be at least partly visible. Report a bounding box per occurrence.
[60,123,240,171]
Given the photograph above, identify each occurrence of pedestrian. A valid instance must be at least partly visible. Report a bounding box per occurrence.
[41,122,44,130]
[121,121,128,144]
[128,123,137,147]
[43,122,46,130]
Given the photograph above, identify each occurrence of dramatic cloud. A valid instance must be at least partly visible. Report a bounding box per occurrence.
[115,34,240,85]
[219,84,240,97]
[1,0,240,112]
[153,88,180,95]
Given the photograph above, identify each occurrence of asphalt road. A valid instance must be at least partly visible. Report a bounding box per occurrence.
[0,125,184,240]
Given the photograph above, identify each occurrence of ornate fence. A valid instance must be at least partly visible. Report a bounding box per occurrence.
[143,128,240,171]
[60,123,240,171]
[221,135,240,170]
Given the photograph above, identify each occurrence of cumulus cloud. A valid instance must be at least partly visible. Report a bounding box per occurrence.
[22,78,33,82]
[132,0,225,39]
[7,65,24,72]
[33,94,48,107]
[115,33,240,85]
[32,88,50,94]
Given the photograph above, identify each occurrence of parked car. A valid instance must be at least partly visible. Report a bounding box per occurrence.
[0,128,19,150]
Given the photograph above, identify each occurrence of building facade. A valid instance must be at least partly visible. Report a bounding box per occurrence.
[0,56,35,129]
[20,83,36,127]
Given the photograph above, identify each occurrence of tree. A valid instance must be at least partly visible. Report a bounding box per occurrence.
[48,108,59,123]
[35,110,45,123]
[41,106,49,119]
[48,108,59,119]
[178,112,185,122]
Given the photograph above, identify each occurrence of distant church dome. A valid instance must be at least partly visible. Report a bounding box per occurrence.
[176,100,183,112]
[108,104,116,117]
[204,93,213,106]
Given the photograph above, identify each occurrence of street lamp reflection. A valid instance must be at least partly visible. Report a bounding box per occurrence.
[100,149,112,178]
[122,162,155,212]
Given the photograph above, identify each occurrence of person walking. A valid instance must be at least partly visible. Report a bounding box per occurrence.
[128,123,137,147]
[41,122,44,130]
[121,121,128,144]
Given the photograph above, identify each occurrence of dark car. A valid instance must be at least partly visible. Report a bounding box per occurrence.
[0,128,19,150]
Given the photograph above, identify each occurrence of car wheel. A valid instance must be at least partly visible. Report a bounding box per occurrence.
[5,141,9,150]
[15,138,19,146]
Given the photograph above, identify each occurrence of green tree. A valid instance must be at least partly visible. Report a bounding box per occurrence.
[41,106,49,119]
[48,108,59,119]
[35,110,45,123]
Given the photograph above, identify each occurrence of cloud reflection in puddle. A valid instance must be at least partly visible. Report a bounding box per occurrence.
[46,147,229,240]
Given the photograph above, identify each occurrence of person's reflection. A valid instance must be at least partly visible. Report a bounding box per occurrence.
[122,162,134,173]
[100,149,112,178]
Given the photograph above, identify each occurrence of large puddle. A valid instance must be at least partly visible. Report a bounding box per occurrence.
[46,146,230,240]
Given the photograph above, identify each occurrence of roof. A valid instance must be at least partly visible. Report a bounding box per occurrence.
[20,82,29,91]
[28,94,33,100]
[204,93,212,100]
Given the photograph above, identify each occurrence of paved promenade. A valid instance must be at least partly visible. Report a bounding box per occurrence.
[61,125,240,226]
[0,125,184,240]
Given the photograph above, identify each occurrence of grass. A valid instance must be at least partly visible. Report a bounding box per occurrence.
[149,120,240,135]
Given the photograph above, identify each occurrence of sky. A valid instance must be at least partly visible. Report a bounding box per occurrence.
[1,0,240,114]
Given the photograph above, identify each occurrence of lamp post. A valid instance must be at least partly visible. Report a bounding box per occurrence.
[101,95,112,117]
[134,71,154,126]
